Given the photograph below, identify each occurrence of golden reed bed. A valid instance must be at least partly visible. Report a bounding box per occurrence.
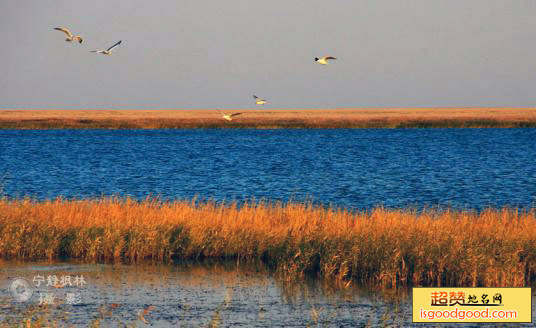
[1,197,535,288]
[1,108,536,128]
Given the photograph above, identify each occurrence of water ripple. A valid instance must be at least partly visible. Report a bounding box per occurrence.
[1,129,535,210]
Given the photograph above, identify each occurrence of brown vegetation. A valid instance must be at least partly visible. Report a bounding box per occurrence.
[1,108,536,128]
[1,197,535,288]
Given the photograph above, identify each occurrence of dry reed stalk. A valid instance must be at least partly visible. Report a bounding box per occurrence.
[0,198,535,288]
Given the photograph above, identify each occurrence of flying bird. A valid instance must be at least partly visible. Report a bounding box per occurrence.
[314,56,336,65]
[253,95,267,105]
[220,111,242,121]
[53,27,83,43]
[90,40,122,55]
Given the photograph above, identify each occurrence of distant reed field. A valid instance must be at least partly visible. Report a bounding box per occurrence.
[1,108,536,129]
[1,198,535,288]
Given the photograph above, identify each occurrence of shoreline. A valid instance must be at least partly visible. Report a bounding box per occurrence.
[1,108,536,129]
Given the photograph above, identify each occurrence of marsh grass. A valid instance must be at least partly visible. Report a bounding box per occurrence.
[1,198,535,288]
[2,108,536,129]
[2,118,536,129]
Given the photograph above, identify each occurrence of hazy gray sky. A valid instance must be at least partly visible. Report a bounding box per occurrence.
[1,0,536,109]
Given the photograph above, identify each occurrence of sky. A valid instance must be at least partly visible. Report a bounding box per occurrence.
[1,0,536,109]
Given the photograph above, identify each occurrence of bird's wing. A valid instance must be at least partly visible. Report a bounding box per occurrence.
[54,27,73,38]
[325,56,337,60]
[230,113,242,117]
[90,50,100,53]
[107,40,122,51]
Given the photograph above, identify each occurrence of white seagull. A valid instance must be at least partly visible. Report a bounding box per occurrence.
[314,56,336,65]
[220,111,242,121]
[253,95,267,105]
[90,40,122,55]
[54,27,83,44]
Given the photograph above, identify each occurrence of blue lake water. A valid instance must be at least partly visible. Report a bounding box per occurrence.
[1,129,535,209]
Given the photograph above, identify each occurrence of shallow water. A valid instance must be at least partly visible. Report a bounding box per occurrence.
[0,261,403,327]
[1,261,534,327]
[1,129,535,209]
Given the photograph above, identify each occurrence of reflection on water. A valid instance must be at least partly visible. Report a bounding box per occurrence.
[0,260,402,327]
[1,260,534,327]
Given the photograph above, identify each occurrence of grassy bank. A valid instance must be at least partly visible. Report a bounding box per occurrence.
[2,108,536,129]
[2,118,536,129]
[1,198,535,288]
